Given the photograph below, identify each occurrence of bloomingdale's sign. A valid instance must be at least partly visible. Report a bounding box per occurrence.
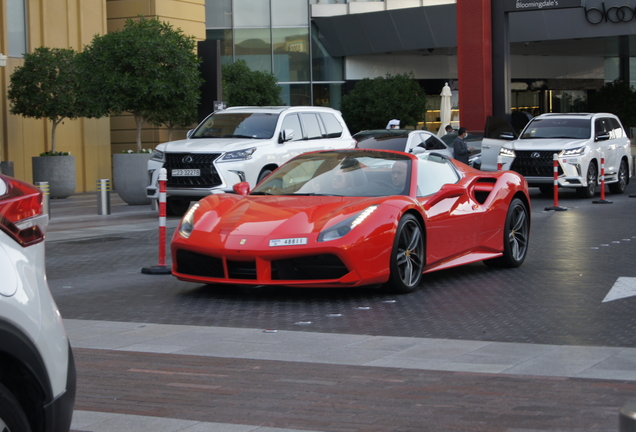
[584,2,636,23]
[504,0,583,12]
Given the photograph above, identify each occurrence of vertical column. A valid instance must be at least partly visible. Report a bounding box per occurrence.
[457,0,493,132]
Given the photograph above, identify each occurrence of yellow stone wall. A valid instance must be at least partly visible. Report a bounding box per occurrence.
[0,0,205,191]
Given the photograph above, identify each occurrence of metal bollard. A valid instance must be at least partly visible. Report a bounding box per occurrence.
[96,179,111,215]
[35,181,50,219]
[620,402,636,432]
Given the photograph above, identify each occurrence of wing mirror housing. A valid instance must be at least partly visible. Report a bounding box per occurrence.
[411,147,426,155]
[500,131,516,140]
[233,182,251,196]
[186,129,195,138]
[424,183,465,210]
[279,128,294,143]
[595,132,611,142]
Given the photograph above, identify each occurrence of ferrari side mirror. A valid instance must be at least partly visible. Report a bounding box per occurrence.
[424,183,465,210]
[233,182,250,196]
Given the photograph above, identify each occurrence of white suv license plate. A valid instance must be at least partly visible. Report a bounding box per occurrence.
[269,238,308,247]
[172,169,200,177]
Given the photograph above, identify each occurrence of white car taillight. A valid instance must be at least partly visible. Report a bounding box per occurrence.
[0,174,46,247]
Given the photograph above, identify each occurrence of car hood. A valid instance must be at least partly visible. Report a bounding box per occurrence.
[158,137,270,153]
[507,138,589,151]
[190,195,390,242]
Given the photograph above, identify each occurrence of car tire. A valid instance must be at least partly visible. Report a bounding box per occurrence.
[538,185,553,195]
[576,162,597,198]
[0,383,32,432]
[257,169,273,184]
[386,214,424,294]
[609,159,628,194]
[167,197,192,217]
[484,197,530,268]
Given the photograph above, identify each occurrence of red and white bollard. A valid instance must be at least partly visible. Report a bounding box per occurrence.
[545,153,567,211]
[142,168,172,274]
[593,152,612,204]
[497,155,503,171]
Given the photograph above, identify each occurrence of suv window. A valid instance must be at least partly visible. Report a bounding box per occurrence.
[610,118,624,138]
[193,113,279,139]
[521,118,590,140]
[281,114,303,141]
[301,113,323,140]
[320,113,343,138]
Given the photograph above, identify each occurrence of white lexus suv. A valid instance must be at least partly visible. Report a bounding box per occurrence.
[480,113,632,197]
[0,174,75,432]
[146,106,356,215]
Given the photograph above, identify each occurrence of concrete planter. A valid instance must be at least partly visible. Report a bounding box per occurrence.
[112,153,152,205]
[32,155,76,198]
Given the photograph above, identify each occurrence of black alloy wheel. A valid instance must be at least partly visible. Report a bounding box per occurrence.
[386,214,425,294]
[576,162,597,198]
[484,197,530,268]
[609,159,628,194]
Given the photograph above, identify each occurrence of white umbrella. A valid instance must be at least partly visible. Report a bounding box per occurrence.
[437,82,452,137]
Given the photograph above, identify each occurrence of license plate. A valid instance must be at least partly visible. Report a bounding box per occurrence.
[172,169,200,177]
[269,238,308,247]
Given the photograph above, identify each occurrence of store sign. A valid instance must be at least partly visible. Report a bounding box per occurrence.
[585,2,636,23]
[504,0,584,12]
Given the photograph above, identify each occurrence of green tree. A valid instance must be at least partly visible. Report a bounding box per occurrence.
[340,72,427,134]
[222,59,283,107]
[80,17,202,152]
[587,79,636,133]
[7,47,104,154]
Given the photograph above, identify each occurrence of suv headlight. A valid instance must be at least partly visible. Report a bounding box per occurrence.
[219,148,257,162]
[150,149,165,162]
[499,147,515,157]
[561,146,586,156]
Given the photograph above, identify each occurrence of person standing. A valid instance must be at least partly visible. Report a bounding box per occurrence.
[452,127,474,164]
[445,125,454,134]
[386,119,400,129]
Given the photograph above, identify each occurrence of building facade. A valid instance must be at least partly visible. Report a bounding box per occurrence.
[1,0,635,191]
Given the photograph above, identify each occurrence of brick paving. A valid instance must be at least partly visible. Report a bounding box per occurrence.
[72,347,631,432]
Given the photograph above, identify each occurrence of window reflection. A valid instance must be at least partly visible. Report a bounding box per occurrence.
[235,29,272,73]
[273,29,309,82]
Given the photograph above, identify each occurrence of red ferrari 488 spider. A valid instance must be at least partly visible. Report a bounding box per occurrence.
[171,149,530,293]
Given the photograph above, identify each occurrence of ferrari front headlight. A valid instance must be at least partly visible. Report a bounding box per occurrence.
[178,203,200,238]
[318,206,378,242]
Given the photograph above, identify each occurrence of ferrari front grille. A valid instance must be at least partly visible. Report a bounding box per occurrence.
[176,249,224,278]
[165,153,223,188]
[227,260,257,280]
[510,151,563,177]
[271,255,348,281]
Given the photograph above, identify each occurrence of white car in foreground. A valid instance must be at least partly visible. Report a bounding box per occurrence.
[0,174,75,432]
[146,106,356,215]
[480,113,632,197]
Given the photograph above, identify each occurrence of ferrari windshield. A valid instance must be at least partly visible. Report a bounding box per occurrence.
[192,112,279,139]
[520,118,591,140]
[251,150,412,197]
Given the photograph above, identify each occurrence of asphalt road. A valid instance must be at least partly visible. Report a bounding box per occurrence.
[43,185,636,431]
[47,187,636,347]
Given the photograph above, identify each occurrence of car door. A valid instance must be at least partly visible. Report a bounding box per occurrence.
[593,117,617,175]
[480,116,517,171]
[416,157,479,266]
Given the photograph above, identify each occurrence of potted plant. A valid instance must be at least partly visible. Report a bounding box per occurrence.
[7,47,106,198]
[81,17,202,205]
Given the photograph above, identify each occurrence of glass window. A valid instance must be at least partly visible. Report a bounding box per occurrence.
[205,0,232,28]
[234,0,270,27]
[7,0,27,57]
[272,0,308,26]
[417,155,459,197]
[235,29,272,73]
[192,112,279,139]
[273,28,309,82]
[281,114,303,141]
[319,113,343,138]
[311,23,344,82]
[301,113,322,139]
[279,83,311,106]
[313,83,343,109]
[206,29,234,65]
